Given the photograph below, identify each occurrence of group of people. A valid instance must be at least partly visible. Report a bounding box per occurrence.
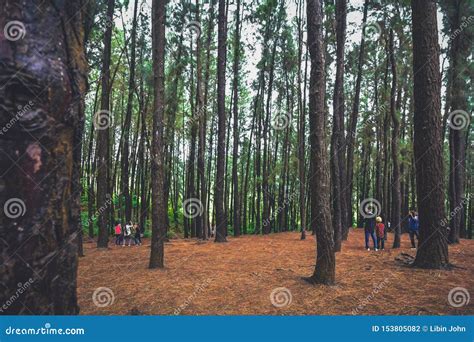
[364,214,387,251]
[114,221,142,246]
[363,209,419,251]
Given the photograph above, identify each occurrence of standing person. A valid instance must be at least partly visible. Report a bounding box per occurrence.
[364,211,378,251]
[114,222,122,245]
[376,216,385,250]
[408,210,419,249]
[134,223,142,246]
[124,221,133,247]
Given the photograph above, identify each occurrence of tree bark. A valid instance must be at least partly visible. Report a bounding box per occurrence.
[231,0,242,237]
[0,0,87,313]
[149,0,167,268]
[215,0,228,242]
[346,0,368,229]
[411,0,449,269]
[96,0,115,248]
[389,29,401,248]
[296,0,306,240]
[445,0,470,244]
[306,0,335,285]
[330,0,347,251]
[120,0,139,225]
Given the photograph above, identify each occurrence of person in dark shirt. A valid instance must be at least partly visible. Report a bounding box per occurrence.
[364,212,378,251]
[408,210,419,249]
[133,223,142,246]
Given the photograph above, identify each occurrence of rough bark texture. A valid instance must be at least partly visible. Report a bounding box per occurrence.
[0,0,87,313]
[330,0,347,251]
[306,0,336,285]
[389,29,401,248]
[149,0,167,268]
[296,0,306,240]
[411,0,449,269]
[96,0,115,248]
[445,0,470,244]
[215,0,228,242]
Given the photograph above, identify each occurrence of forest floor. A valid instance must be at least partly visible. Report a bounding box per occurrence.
[78,229,474,315]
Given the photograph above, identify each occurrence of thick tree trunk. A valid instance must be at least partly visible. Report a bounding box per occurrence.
[0,0,87,313]
[411,0,449,269]
[149,0,167,268]
[215,0,228,242]
[306,0,335,285]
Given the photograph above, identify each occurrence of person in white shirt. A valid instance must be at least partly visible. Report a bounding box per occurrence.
[124,221,132,247]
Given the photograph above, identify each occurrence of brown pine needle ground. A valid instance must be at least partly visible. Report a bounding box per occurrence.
[78,229,474,315]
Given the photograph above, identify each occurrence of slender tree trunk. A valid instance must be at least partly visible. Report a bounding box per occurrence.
[202,1,216,238]
[296,0,306,240]
[96,0,115,248]
[231,0,242,237]
[389,29,401,248]
[215,0,228,242]
[120,0,139,225]
[445,0,470,244]
[330,0,347,251]
[346,0,368,228]
[306,0,335,285]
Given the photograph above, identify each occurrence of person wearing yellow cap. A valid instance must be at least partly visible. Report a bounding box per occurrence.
[375,216,385,250]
